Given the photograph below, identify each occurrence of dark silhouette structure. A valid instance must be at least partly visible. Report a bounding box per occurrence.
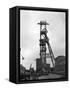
[36,21,55,74]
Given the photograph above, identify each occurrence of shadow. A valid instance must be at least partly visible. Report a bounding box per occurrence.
[5,78,9,81]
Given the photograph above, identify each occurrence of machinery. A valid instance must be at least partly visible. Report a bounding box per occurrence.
[36,21,55,74]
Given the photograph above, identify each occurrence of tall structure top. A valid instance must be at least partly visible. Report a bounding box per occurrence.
[38,21,49,25]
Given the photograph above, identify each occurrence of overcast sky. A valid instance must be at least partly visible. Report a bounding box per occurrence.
[20,10,65,70]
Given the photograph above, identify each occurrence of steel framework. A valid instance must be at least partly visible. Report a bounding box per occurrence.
[38,21,55,72]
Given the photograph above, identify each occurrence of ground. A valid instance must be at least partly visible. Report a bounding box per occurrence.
[38,73,63,79]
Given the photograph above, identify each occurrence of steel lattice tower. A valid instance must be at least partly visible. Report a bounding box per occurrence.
[37,21,55,72]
